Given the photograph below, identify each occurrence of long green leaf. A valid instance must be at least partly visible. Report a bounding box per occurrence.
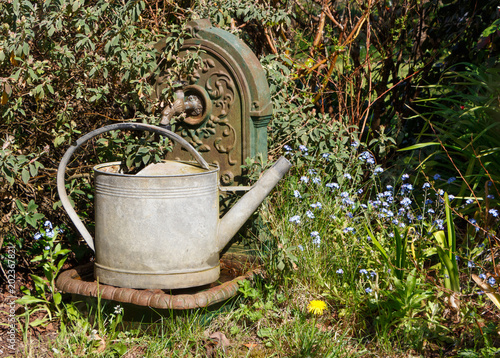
[395,227,402,279]
[444,193,459,285]
[400,227,408,279]
[365,224,389,263]
[435,246,460,292]
[30,317,50,327]
[444,193,455,257]
[406,268,417,300]
[433,229,460,292]
[397,142,440,151]
[433,230,446,248]
[16,295,46,305]
[394,227,408,280]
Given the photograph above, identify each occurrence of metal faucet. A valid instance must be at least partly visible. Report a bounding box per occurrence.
[160,87,204,127]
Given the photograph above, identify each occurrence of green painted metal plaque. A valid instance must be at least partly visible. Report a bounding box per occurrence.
[155,19,272,186]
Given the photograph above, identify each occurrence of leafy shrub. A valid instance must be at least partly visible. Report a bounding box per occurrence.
[0,0,194,248]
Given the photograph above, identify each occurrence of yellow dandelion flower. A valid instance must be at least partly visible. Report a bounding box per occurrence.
[307,300,327,316]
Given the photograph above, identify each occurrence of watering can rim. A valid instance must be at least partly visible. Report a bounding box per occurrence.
[93,160,219,178]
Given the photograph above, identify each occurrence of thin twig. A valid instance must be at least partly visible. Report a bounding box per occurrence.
[325,7,344,31]
[310,0,328,57]
[264,27,278,55]
[84,112,138,121]
[360,3,372,136]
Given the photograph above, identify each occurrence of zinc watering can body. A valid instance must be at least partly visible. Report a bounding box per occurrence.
[57,123,291,289]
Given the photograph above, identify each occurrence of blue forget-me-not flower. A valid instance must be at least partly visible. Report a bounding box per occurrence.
[289,215,301,224]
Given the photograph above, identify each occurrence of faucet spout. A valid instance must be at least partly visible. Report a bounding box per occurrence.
[160,88,205,127]
[217,156,292,250]
[160,89,186,126]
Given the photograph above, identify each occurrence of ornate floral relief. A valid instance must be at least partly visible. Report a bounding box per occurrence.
[179,115,216,148]
[212,115,237,165]
[175,61,239,171]
[201,59,216,73]
[206,72,237,166]
[206,71,233,101]
[188,69,200,84]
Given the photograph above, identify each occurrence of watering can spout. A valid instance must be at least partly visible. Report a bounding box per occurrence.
[217,156,292,250]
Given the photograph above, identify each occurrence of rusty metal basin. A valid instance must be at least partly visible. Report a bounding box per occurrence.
[56,253,259,310]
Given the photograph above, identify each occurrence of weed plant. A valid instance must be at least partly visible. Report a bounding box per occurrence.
[17,221,70,326]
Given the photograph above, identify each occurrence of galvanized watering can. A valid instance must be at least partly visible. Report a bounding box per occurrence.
[57,123,291,289]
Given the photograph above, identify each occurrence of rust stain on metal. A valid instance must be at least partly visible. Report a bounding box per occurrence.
[56,253,259,310]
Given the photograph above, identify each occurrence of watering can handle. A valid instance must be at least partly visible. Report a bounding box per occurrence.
[56,123,210,252]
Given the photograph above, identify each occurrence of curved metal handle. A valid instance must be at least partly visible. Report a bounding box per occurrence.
[57,123,210,252]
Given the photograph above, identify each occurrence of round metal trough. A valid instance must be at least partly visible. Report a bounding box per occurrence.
[56,253,259,310]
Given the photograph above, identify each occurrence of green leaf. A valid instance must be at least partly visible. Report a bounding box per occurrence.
[64,303,81,321]
[21,168,30,183]
[433,230,446,247]
[15,199,25,213]
[27,199,38,212]
[89,66,97,78]
[54,135,66,147]
[110,342,128,355]
[444,193,456,257]
[30,317,50,327]
[397,142,440,151]
[22,42,30,56]
[33,213,44,221]
[16,295,46,305]
[29,163,37,177]
[277,261,285,271]
[142,153,151,165]
[26,215,37,228]
[44,268,53,283]
[406,268,417,299]
[394,227,406,280]
[481,19,500,38]
[257,327,273,338]
[28,68,38,80]
[122,70,130,82]
[126,155,134,169]
[435,245,460,292]
[31,274,48,287]
[57,257,68,271]
[53,292,62,305]
[365,224,389,263]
